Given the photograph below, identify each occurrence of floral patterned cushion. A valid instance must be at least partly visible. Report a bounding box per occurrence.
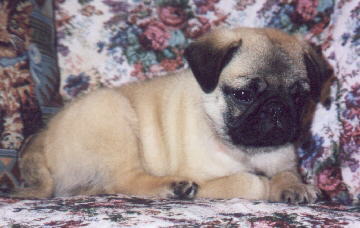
[1,195,360,227]
[0,0,61,192]
[55,0,360,205]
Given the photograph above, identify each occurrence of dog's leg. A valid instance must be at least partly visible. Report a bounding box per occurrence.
[107,171,198,200]
[11,134,54,198]
[269,170,319,204]
[197,172,270,200]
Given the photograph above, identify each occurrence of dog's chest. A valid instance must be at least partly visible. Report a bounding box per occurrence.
[247,145,297,177]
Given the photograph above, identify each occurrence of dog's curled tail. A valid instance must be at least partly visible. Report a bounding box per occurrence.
[11,132,54,199]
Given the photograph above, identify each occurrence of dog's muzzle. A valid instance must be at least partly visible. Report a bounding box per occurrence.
[227,97,299,148]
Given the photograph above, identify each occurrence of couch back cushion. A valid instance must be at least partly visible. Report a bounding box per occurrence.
[0,0,61,192]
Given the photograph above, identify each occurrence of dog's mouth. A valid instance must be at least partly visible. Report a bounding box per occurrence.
[229,126,295,148]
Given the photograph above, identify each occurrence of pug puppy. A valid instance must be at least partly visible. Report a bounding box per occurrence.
[13,27,330,203]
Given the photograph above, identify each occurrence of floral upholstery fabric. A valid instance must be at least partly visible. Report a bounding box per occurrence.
[55,0,360,205]
[0,0,359,227]
[1,195,360,227]
[0,0,61,192]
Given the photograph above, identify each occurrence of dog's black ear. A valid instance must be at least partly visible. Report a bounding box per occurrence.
[303,43,333,102]
[184,37,242,93]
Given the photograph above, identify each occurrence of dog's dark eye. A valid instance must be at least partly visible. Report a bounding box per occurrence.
[232,89,254,103]
[290,80,310,106]
[294,95,304,105]
[293,91,310,106]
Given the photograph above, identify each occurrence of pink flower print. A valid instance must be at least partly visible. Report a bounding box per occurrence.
[140,21,170,50]
[295,0,319,22]
[317,167,343,192]
[158,6,187,27]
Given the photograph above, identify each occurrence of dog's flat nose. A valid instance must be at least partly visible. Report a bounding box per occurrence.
[267,101,285,120]
[261,100,286,116]
[260,100,288,129]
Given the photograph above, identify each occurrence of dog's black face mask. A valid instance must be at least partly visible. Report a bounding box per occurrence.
[223,80,311,147]
[220,48,331,149]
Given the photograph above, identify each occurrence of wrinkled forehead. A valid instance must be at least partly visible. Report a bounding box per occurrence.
[220,32,307,87]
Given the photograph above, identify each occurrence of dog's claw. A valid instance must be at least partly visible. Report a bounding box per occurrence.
[170,181,198,200]
[277,184,319,204]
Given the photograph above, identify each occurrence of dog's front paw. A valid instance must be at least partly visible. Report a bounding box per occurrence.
[270,183,319,204]
[169,181,199,200]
